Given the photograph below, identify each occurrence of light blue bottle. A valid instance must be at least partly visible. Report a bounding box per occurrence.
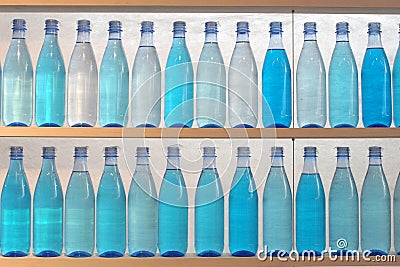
[3,19,33,127]
[263,147,292,256]
[296,146,325,255]
[1,146,31,257]
[96,146,126,257]
[329,22,358,128]
[228,22,258,128]
[195,147,224,256]
[65,147,95,257]
[262,22,292,128]
[361,146,391,255]
[196,22,226,128]
[164,21,194,128]
[128,147,158,257]
[361,22,391,128]
[131,21,161,128]
[33,147,63,257]
[229,147,258,256]
[35,19,66,127]
[296,22,326,128]
[158,146,188,257]
[99,21,129,127]
[329,147,359,254]
[393,25,400,127]
[395,167,400,254]
[67,20,98,127]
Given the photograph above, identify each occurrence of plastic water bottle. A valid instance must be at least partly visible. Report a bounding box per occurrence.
[196,22,226,128]
[361,23,391,127]
[131,21,161,128]
[263,147,292,256]
[393,25,400,127]
[35,19,66,127]
[229,147,258,256]
[195,147,224,256]
[164,21,194,128]
[99,21,129,127]
[361,146,391,255]
[65,147,95,257]
[228,22,258,128]
[158,146,188,257]
[67,20,98,127]
[262,22,291,128]
[296,146,325,255]
[96,146,126,257]
[395,167,400,254]
[33,147,63,257]
[329,22,358,128]
[1,147,31,257]
[3,19,33,127]
[128,147,158,257]
[296,22,326,128]
[329,147,359,254]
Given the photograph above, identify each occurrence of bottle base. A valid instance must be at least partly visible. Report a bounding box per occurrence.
[231,250,255,257]
[71,123,93,127]
[264,124,290,128]
[200,124,223,128]
[99,251,124,257]
[130,250,155,257]
[66,251,92,257]
[135,124,157,128]
[332,124,356,128]
[35,250,60,257]
[331,250,357,256]
[364,123,390,128]
[102,123,123,127]
[298,250,322,256]
[38,123,62,127]
[197,250,221,257]
[161,251,185,257]
[6,122,29,127]
[267,250,289,257]
[364,249,388,256]
[233,124,254,128]
[301,124,323,128]
[167,124,190,128]
[3,251,28,257]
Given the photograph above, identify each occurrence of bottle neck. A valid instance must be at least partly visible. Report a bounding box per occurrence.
[9,158,24,171]
[172,36,186,47]
[44,34,58,44]
[73,157,88,172]
[336,156,350,168]
[237,156,250,168]
[367,32,383,48]
[205,32,218,44]
[202,156,216,169]
[167,156,180,170]
[271,156,284,167]
[12,30,26,40]
[140,31,154,47]
[136,156,149,165]
[109,31,121,40]
[105,156,118,166]
[336,32,349,42]
[236,32,249,43]
[42,158,56,171]
[76,31,90,43]
[173,30,185,38]
[304,32,317,42]
[302,156,318,174]
[369,156,382,166]
[268,32,284,49]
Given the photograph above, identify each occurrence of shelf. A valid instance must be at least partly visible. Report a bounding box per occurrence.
[0,127,399,139]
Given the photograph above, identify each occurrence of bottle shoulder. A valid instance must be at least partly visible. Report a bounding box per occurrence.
[132,47,161,70]
[4,41,33,71]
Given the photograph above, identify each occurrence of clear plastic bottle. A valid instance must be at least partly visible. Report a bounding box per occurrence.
[158,146,188,257]
[131,21,161,128]
[164,21,194,128]
[35,19,66,127]
[361,146,391,255]
[196,21,226,128]
[361,22,391,128]
[67,20,98,127]
[296,146,325,255]
[328,22,358,128]
[195,146,224,256]
[328,147,359,254]
[33,147,63,257]
[3,19,33,126]
[65,147,95,257]
[128,147,158,257]
[262,22,292,128]
[96,146,126,257]
[296,22,326,128]
[229,147,258,256]
[1,146,31,257]
[228,22,258,128]
[263,147,292,256]
[99,21,129,127]
[393,24,400,127]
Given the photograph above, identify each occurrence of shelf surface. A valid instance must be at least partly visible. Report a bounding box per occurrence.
[0,127,398,139]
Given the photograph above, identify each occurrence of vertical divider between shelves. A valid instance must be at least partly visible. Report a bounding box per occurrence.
[291,9,296,267]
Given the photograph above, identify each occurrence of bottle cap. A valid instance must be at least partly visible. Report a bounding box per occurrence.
[173,21,186,32]
[45,19,59,32]
[203,146,216,157]
[43,146,56,158]
[237,146,250,156]
[13,19,26,31]
[304,22,317,33]
[105,146,118,157]
[167,145,181,157]
[74,146,88,157]
[336,21,349,33]
[368,146,382,157]
[269,21,282,33]
[109,20,122,33]
[77,19,91,32]
[10,146,23,158]
[237,21,249,33]
[368,22,381,33]
[136,147,150,157]
[271,146,284,157]
[304,146,317,157]
[336,146,350,157]
[141,21,154,33]
[205,21,218,33]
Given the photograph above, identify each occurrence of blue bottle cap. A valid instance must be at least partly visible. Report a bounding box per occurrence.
[10,146,23,158]
[203,146,216,157]
[108,20,122,33]
[77,19,91,32]
[236,21,249,33]
[368,22,381,33]
[336,21,349,33]
[45,19,59,31]
[304,22,317,33]
[105,146,118,157]
[167,145,181,157]
[12,19,26,31]
[74,146,88,157]
[173,21,186,32]
[43,146,56,158]
[205,21,218,33]
[368,146,382,157]
[136,147,150,157]
[237,146,250,157]
[336,146,350,157]
[304,146,317,157]
[269,21,282,33]
[271,146,284,157]
[141,21,154,33]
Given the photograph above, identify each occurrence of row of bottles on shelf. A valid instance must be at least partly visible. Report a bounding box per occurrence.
[1,18,400,128]
[1,144,400,258]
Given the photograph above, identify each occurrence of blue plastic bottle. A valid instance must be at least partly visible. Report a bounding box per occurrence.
[65,147,95,257]
[158,146,188,257]
[361,146,391,255]
[329,22,358,128]
[263,147,292,256]
[195,147,224,256]
[131,21,161,128]
[67,20,98,127]
[228,22,258,128]
[3,19,33,127]
[229,147,258,256]
[296,22,326,128]
[128,147,158,257]
[329,147,359,254]
[35,19,66,127]
[262,22,291,128]
[395,167,400,254]
[1,146,31,257]
[361,23,391,128]
[296,146,325,255]
[33,147,63,257]
[96,146,126,257]
[393,25,400,127]
[196,22,226,128]
[99,21,129,127]
[164,21,194,128]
